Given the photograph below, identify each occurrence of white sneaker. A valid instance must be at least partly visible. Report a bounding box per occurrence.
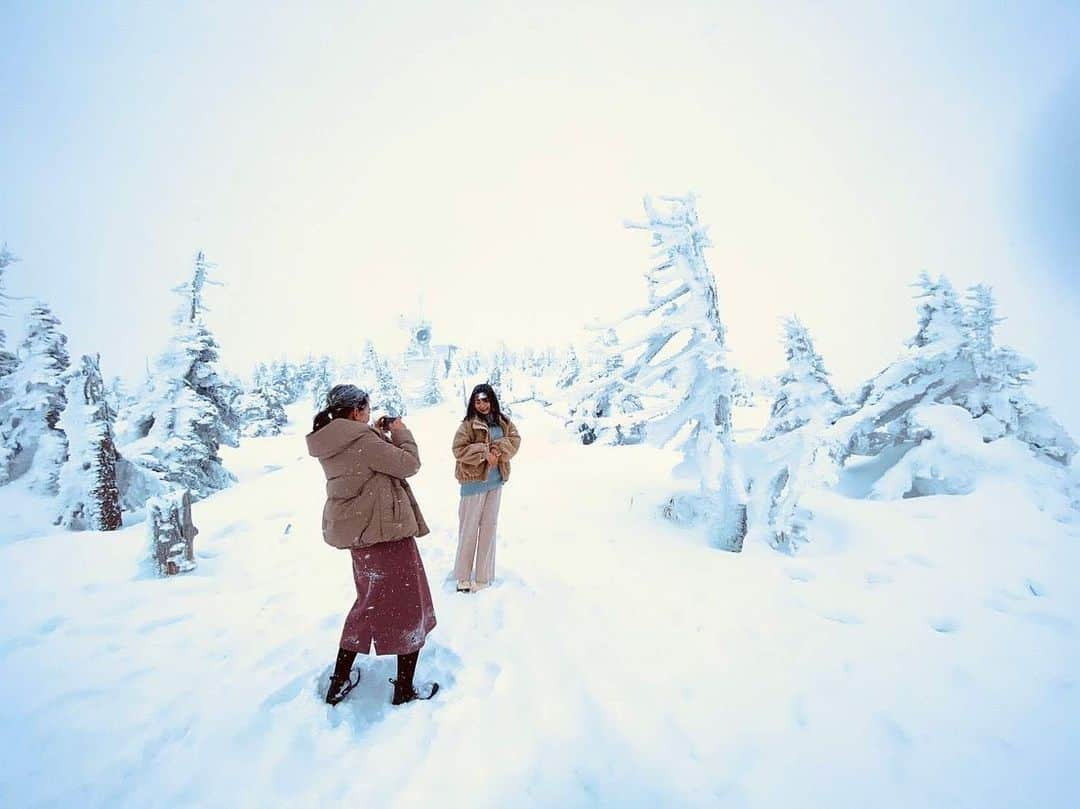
[456,580,471,593]
[472,580,491,591]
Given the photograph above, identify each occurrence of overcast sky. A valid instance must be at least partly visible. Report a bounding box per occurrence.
[2,1,1078,428]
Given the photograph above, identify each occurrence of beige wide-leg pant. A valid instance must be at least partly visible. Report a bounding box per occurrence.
[454,487,503,584]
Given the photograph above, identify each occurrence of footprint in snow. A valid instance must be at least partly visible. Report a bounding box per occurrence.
[878,715,912,747]
[312,641,461,732]
[865,571,894,586]
[137,614,190,634]
[930,616,959,633]
[790,693,809,728]
[1026,579,1047,597]
[821,609,862,625]
[39,616,65,634]
[784,567,815,583]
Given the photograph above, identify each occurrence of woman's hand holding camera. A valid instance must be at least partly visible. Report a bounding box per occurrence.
[486,447,500,467]
[378,415,405,433]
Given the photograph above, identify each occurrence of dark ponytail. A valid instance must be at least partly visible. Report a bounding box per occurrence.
[312,404,359,433]
[312,383,371,432]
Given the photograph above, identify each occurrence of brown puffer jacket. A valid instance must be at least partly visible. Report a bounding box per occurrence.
[306,419,430,549]
[452,416,521,484]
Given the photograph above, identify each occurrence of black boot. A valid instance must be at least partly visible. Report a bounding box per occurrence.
[326,647,360,706]
[390,650,440,705]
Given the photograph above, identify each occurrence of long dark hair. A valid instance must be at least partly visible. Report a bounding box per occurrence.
[312,384,369,432]
[464,383,505,424]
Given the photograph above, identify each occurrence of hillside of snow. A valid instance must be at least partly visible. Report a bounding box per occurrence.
[1,401,1078,808]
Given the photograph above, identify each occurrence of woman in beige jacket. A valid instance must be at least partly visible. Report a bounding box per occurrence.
[451,383,521,592]
[306,384,438,706]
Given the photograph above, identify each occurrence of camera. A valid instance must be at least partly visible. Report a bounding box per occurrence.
[379,414,398,430]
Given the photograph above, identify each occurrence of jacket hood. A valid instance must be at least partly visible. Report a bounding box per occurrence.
[305,418,371,460]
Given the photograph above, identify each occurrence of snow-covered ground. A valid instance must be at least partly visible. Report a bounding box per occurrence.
[1,401,1078,808]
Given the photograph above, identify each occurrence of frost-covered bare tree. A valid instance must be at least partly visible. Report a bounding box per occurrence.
[0,301,70,492]
[571,194,746,549]
[56,354,122,530]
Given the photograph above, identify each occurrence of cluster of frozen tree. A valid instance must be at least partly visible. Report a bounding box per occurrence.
[0,250,281,538]
[4,192,1073,561]
[560,195,1077,554]
[0,234,573,540]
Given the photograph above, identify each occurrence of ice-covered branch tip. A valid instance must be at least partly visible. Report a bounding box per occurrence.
[173,251,224,323]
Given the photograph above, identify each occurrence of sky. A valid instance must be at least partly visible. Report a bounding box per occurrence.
[2,1,1079,428]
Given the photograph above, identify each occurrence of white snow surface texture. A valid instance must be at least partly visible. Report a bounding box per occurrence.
[1,402,1077,808]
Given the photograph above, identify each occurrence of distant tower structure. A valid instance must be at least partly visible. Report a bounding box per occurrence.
[397,307,457,404]
[402,315,434,362]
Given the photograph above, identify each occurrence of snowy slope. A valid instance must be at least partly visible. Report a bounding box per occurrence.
[1,402,1078,808]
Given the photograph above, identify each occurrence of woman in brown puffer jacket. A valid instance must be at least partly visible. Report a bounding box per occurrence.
[306,384,438,706]
[451,383,521,592]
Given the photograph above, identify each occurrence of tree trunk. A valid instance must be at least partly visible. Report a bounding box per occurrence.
[147,489,198,576]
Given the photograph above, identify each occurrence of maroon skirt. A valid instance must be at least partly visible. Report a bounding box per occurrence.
[340,537,437,655]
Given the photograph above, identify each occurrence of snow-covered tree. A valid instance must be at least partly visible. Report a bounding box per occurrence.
[236,380,288,438]
[372,358,407,416]
[568,329,644,445]
[817,274,1075,501]
[826,273,973,463]
[421,361,443,406]
[0,301,70,492]
[459,350,483,376]
[958,284,1075,464]
[55,354,122,530]
[122,252,238,500]
[572,194,746,549]
[556,347,580,389]
[761,317,843,441]
[308,356,334,408]
[0,244,16,383]
[266,359,302,404]
[147,488,197,576]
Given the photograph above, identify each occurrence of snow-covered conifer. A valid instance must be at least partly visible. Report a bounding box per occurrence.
[122,252,238,500]
[761,317,843,441]
[56,354,122,530]
[0,244,16,383]
[421,361,443,406]
[556,346,581,389]
[572,194,746,548]
[820,274,1075,500]
[828,273,973,461]
[309,356,334,408]
[373,357,407,416]
[236,380,288,438]
[568,329,644,445]
[958,284,1075,463]
[0,301,70,492]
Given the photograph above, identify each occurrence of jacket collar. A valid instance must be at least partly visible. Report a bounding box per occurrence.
[469,415,505,432]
